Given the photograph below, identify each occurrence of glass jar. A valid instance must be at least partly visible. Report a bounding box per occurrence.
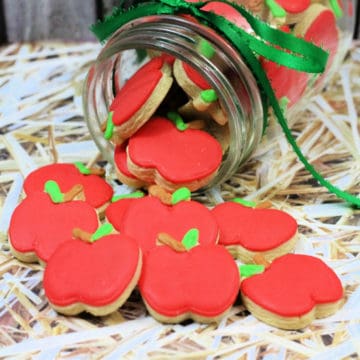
[83,1,356,191]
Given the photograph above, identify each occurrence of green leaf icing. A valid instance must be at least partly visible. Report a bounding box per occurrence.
[329,0,343,18]
[239,264,265,278]
[279,97,289,114]
[198,39,215,59]
[233,198,256,208]
[171,187,191,205]
[44,180,64,203]
[265,0,286,18]
[104,112,115,140]
[200,89,218,103]
[91,223,114,242]
[111,191,145,202]
[182,228,199,250]
[74,162,91,175]
[167,111,188,131]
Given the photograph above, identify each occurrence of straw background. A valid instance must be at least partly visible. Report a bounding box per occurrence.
[0,40,359,359]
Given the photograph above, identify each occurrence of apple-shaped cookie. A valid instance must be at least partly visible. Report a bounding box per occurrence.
[126,116,223,192]
[114,143,146,188]
[211,201,298,263]
[43,225,142,316]
[260,25,309,108]
[8,181,99,264]
[262,4,339,108]
[139,232,240,323]
[104,56,173,144]
[241,253,344,329]
[173,59,227,125]
[23,162,113,214]
[114,195,219,254]
[294,4,339,88]
[105,191,144,227]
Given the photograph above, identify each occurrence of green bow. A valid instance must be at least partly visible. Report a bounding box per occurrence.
[91,0,360,207]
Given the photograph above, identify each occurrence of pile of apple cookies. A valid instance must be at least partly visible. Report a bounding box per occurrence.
[8,162,344,330]
[104,54,227,193]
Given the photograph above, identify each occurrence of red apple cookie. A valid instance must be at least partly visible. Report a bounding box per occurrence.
[114,143,146,188]
[104,56,173,144]
[260,26,309,108]
[139,233,240,323]
[294,4,339,87]
[212,201,298,263]
[44,225,142,316]
[241,254,344,329]
[23,163,113,215]
[126,116,223,192]
[105,191,145,226]
[8,181,99,264]
[114,195,219,254]
[173,59,227,125]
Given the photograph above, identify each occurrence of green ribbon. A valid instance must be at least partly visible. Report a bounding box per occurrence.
[91,0,360,207]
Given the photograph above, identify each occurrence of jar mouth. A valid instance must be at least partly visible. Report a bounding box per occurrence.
[83,15,264,191]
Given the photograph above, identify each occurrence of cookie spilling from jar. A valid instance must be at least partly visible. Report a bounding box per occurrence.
[103,55,228,192]
[7,174,345,328]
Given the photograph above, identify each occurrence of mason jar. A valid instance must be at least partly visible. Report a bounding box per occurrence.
[83,0,356,190]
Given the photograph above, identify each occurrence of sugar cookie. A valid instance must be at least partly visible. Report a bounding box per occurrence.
[114,195,219,254]
[104,56,173,144]
[9,181,99,264]
[173,59,227,125]
[212,201,298,263]
[44,226,142,316]
[23,162,113,215]
[126,116,223,192]
[241,254,344,329]
[139,233,240,323]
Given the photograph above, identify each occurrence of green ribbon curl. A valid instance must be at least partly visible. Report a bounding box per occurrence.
[91,0,360,207]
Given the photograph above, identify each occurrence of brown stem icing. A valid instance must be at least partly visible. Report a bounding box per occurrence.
[88,167,106,176]
[63,184,84,202]
[187,119,206,130]
[255,201,273,209]
[148,185,173,205]
[72,228,93,243]
[253,254,270,269]
[157,233,187,252]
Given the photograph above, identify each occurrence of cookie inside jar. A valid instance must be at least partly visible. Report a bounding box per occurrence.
[84,17,263,193]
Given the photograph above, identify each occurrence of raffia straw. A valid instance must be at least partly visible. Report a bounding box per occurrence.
[0,41,359,359]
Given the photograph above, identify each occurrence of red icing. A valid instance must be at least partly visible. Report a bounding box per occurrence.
[23,163,113,209]
[110,56,165,109]
[114,143,138,179]
[241,254,343,317]
[139,244,240,318]
[127,116,223,184]
[201,1,252,31]
[275,0,310,13]
[109,56,168,126]
[261,26,308,107]
[9,192,99,262]
[44,234,140,307]
[105,198,136,228]
[182,62,211,90]
[117,196,219,254]
[212,202,297,251]
[303,9,339,85]
[111,71,163,126]
[261,58,308,107]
